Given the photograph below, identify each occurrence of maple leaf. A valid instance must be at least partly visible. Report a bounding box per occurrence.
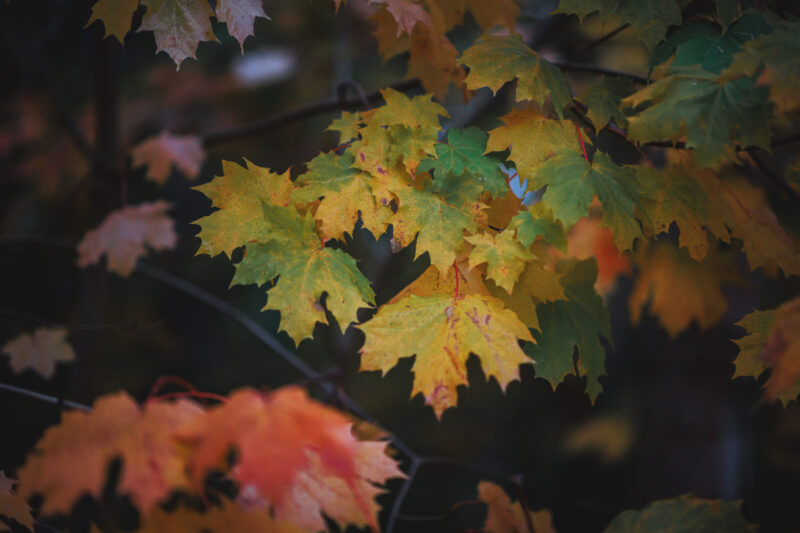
[359,293,534,418]
[559,215,632,295]
[723,18,800,113]
[17,393,204,516]
[193,160,293,258]
[465,231,536,293]
[216,0,270,50]
[478,481,556,533]
[650,12,770,74]
[0,473,33,533]
[177,387,403,531]
[486,258,566,332]
[2,327,75,380]
[696,172,800,277]
[486,107,582,178]
[554,0,683,53]
[231,206,375,344]
[389,259,490,305]
[407,23,466,100]
[291,151,390,240]
[391,184,485,273]
[86,0,139,42]
[369,0,432,36]
[467,0,520,31]
[418,127,508,200]
[622,66,773,169]
[77,201,177,277]
[634,164,726,262]
[508,203,568,251]
[733,297,800,405]
[525,259,611,401]
[530,152,644,252]
[577,76,635,129]
[604,494,756,532]
[327,111,363,143]
[461,35,572,118]
[139,0,218,68]
[131,131,205,185]
[629,241,740,337]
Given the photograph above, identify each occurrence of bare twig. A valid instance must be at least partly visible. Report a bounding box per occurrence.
[581,23,631,52]
[385,457,421,533]
[202,78,421,146]
[747,149,800,203]
[551,59,648,84]
[0,383,91,412]
[0,308,164,332]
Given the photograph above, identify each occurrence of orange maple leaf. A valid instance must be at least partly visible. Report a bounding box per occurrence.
[177,387,403,531]
[17,394,204,516]
[76,201,177,276]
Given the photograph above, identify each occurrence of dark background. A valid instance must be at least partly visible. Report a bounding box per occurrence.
[2,1,800,531]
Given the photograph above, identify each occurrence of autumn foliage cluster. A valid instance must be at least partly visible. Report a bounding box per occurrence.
[2,0,800,532]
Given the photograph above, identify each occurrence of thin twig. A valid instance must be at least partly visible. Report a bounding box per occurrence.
[747,149,800,203]
[202,78,421,146]
[550,59,648,84]
[0,383,91,412]
[581,23,631,52]
[385,457,421,533]
[0,308,164,332]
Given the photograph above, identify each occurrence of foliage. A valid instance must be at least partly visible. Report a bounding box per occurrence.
[2,0,800,532]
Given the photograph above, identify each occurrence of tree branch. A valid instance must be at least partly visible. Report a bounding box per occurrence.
[202,78,421,147]
[0,383,91,412]
[581,23,631,52]
[747,149,800,204]
[551,59,648,84]
[0,308,164,332]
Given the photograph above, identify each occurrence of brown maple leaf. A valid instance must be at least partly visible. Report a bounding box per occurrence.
[76,201,177,276]
[131,131,205,185]
[1,327,75,380]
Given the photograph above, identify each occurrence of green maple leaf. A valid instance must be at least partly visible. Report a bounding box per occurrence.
[392,185,484,273]
[232,206,375,344]
[577,76,636,129]
[327,111,363,143]
[634,165,727,261]
[418,127,508,199]
[508,204,568,251]
[460,35,572,118]
[554,0,683,52]
[525,258,611,402]
[604,495,756,532]
[465,231,536,293]
[650,12,770,74]
[531,152,643,252]
[193,160,293,258]
[623,66,772,169]
[723,18,800,113]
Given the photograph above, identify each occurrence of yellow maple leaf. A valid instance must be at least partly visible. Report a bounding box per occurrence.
[359,293,533,418]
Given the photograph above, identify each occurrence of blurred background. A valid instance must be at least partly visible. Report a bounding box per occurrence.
[1,0,800,531]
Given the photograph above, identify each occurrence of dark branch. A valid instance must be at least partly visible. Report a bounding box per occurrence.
[581,23,631,52]
[0,308,164,332]
[385,458,421,533]
[551,59,648,84]
[0,383,91,412]
[747,149,800,204]
[203,78,421,146]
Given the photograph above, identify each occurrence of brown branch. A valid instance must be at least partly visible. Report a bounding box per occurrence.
[202,78,421,146]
